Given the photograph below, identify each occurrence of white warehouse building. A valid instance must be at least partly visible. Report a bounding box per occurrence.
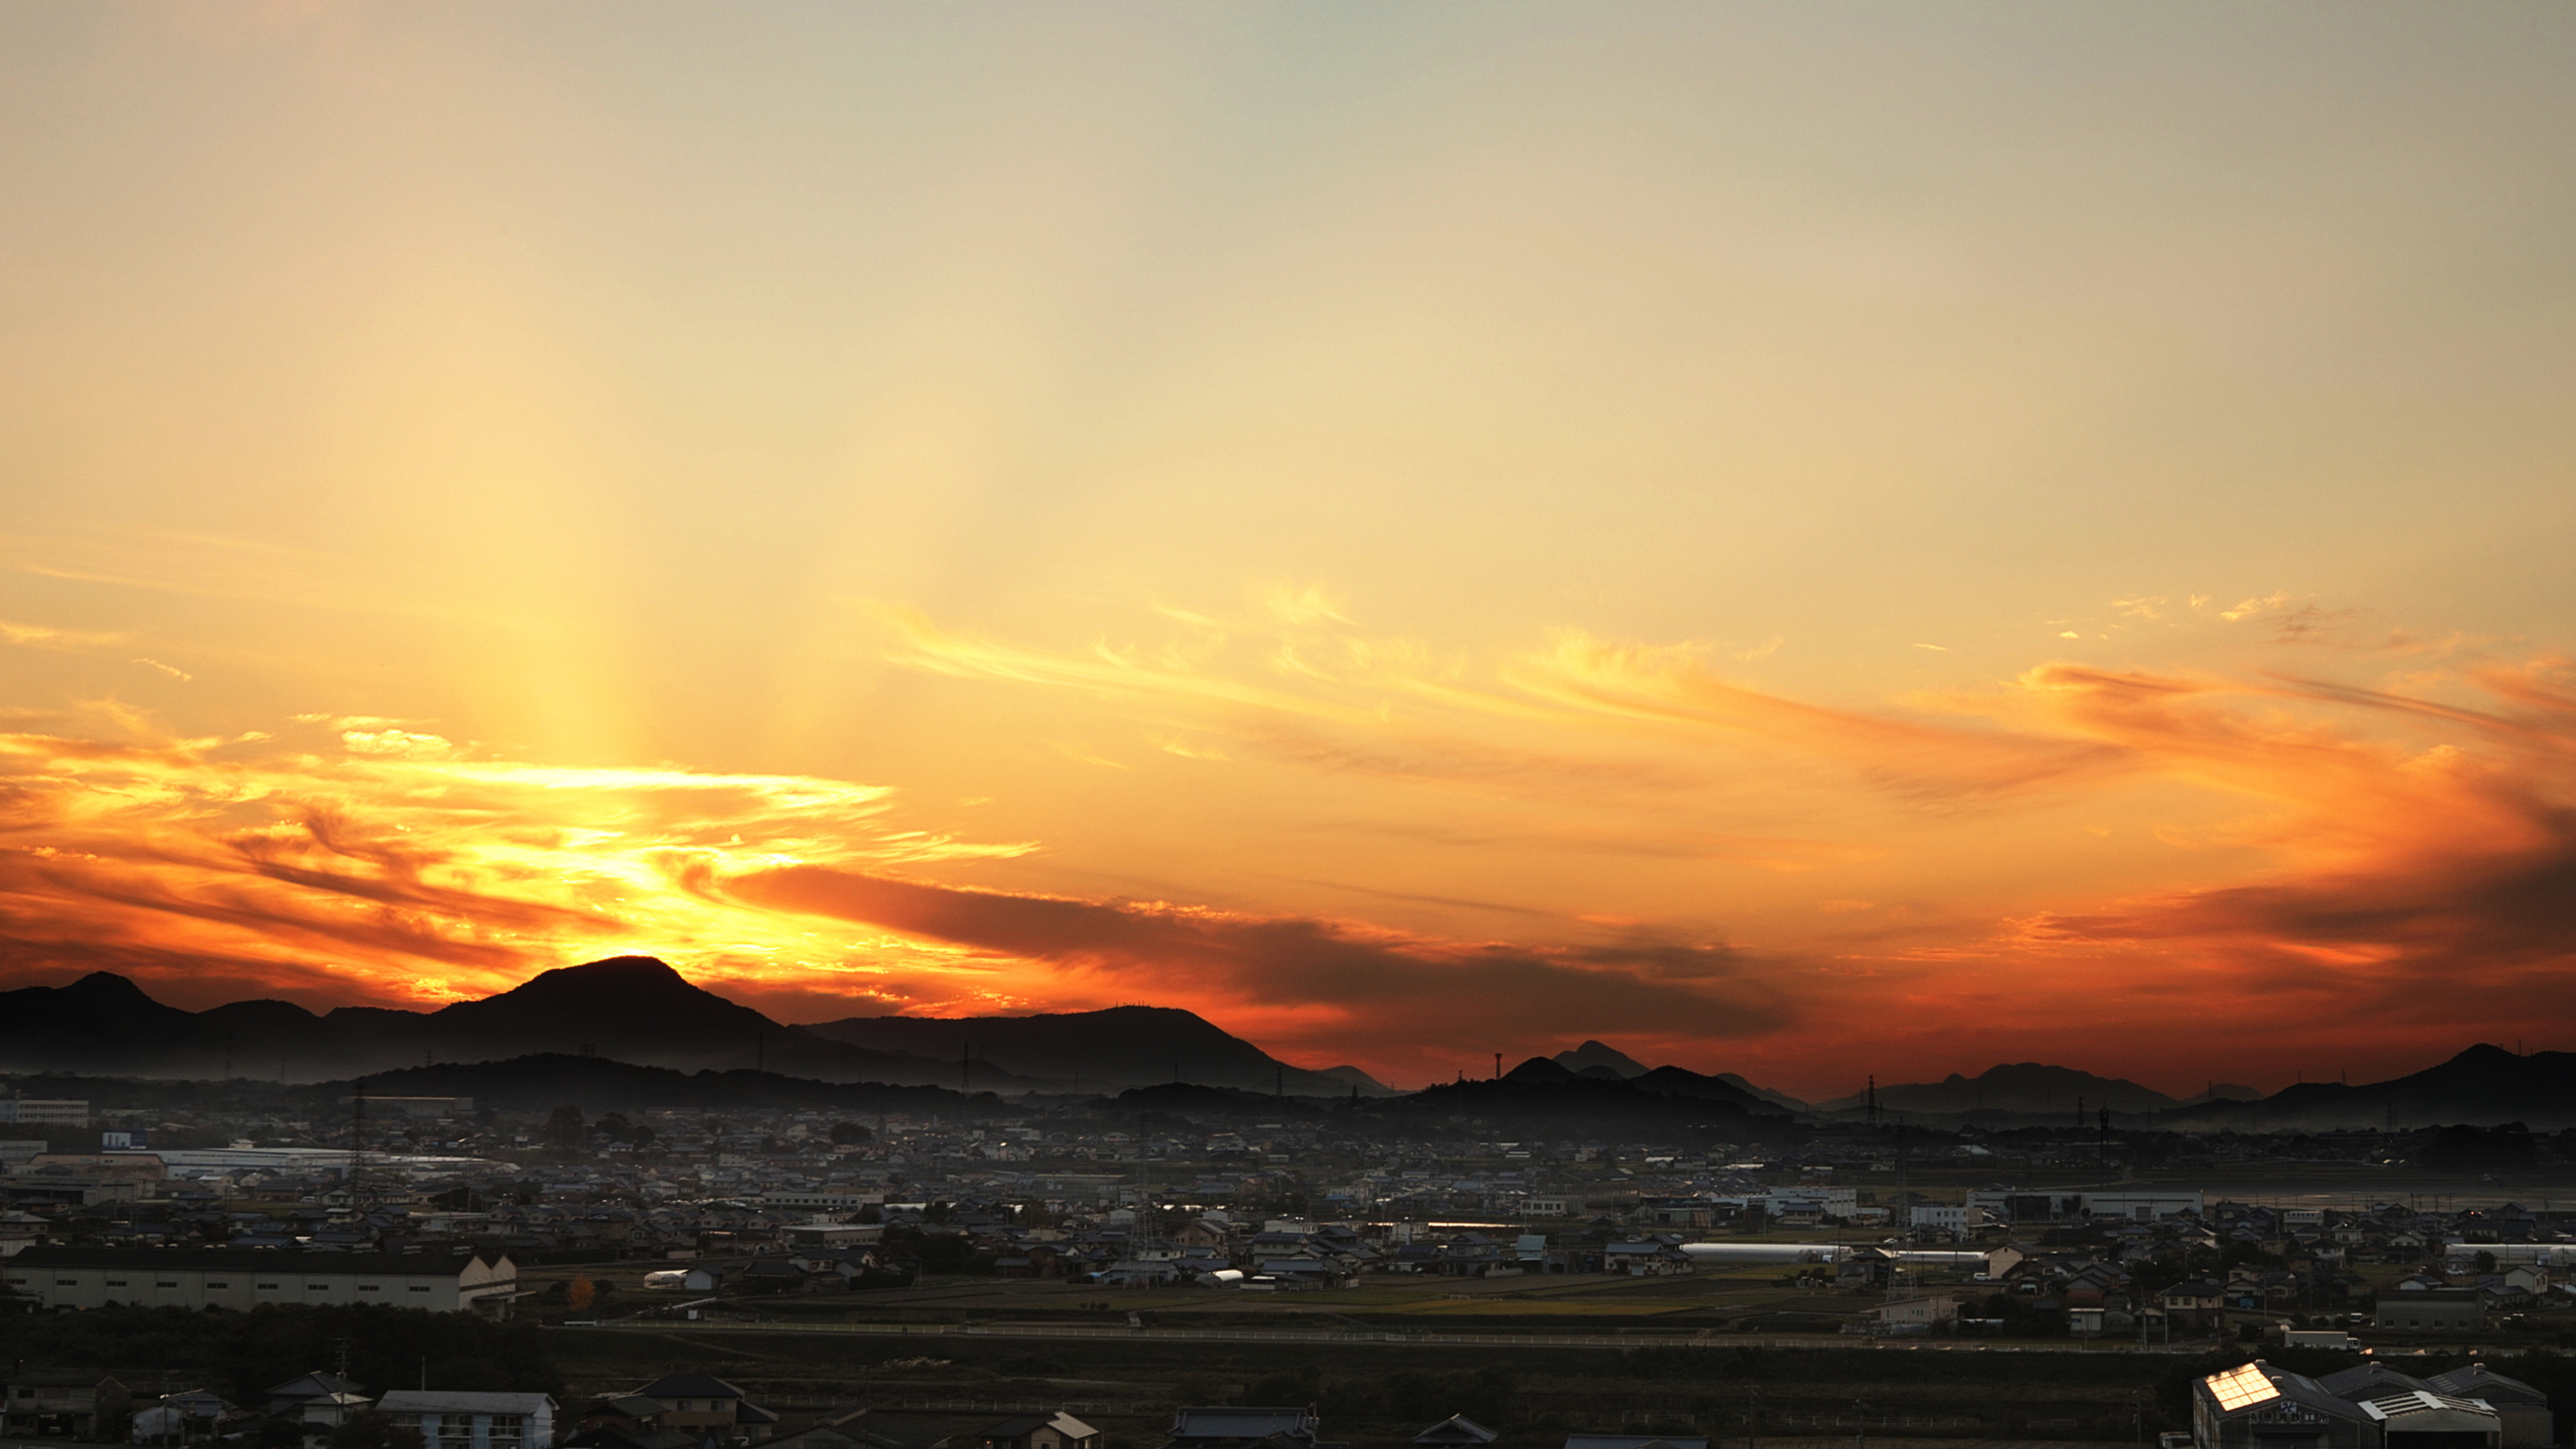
[1,1248,518,1317]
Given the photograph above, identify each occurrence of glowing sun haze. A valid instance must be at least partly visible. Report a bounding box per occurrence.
[5,4,2576,1098]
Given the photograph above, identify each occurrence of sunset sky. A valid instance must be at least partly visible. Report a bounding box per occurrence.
[5,4,2575,1097]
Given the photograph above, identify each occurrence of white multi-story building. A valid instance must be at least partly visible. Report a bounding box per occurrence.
[0,1098,89,1126]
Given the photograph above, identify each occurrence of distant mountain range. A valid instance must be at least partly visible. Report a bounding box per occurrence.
[1815,1062,2194,1117]
[801,1005,1379,1097]
[1504,1054,1794,1116]
[2165,1044,2576,1131]
[1546,1040,1813,1113]
[2,960,2563,1131]
[1530,1044,2531,1130]
[349,1054,1015,1116]
[0,958,1388,1097]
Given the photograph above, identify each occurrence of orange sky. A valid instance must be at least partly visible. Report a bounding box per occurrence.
[4,4,2576,1097]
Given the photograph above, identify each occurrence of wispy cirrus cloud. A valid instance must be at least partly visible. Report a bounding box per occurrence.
[1502,631,2136,805]
[851,596,2576,1086]
[1958,657,2576,1063]
[0,619,131,650]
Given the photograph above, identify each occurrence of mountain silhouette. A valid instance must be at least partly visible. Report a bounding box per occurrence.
[1717,1072,1811,1112]
[1553,1040,1649,1079]
[2165,1044,2576,1130]
[1504,1055,1786,1114]
[0,959,1356,1096]
[1504,1055,1583,1084]
[9,963,2563,1126]
[1629,1063,1793,1114]
[799,1004,1390,1096]
[1816,1062,2181,1117]
[0,960,1018,1089]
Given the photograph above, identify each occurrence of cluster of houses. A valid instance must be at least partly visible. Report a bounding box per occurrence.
[7,1098,1835,1257]
[5,1368,555,1448]
[16,1176,2576,1343]
[1835,1195,2576,1341]
[12,1363,1701,1449]
[645,1213,1710,1299]
[11,1097,2576,1352]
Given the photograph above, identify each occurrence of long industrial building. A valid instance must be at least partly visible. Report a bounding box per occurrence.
[1965,1189,2204,1223]
[0,1248,518,1317]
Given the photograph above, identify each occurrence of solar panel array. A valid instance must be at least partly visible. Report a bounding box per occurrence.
[2207,1364,2282,1411]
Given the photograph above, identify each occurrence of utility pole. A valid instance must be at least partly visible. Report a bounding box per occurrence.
[1493,1052,1502,1080]
[348,1080,369,1211]
[1894,1122,1910,1295]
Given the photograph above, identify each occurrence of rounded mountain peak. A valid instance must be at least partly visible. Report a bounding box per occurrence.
[500,956,707,1002]
[64,970,165,1002]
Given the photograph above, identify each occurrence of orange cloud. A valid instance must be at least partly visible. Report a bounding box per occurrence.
[0,708,1023,1010]
[722,862,1796,1069]
[1988,659,2576,1057]
[6,606,2576,1096]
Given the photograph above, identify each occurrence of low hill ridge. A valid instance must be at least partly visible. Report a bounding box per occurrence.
[801,1004,1391,1096]
[1817,1061,2180,1116]
[2166,1044,2576,1130]
[0,959,1374,1098]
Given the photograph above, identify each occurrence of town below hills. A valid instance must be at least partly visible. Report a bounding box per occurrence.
[2,955,2570,1131]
